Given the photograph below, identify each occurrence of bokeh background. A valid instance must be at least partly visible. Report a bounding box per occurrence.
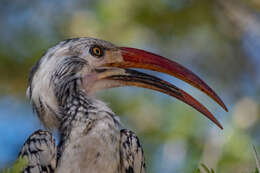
[0,0,260,172]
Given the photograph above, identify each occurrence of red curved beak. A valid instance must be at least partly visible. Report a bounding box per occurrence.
[118,47,228,112]
[88,47,228,129]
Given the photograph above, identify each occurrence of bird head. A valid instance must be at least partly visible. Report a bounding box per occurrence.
[28,37,227,129]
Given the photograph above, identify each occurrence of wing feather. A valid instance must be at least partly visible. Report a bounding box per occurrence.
[19,130,57,173]
[120,129,146,173]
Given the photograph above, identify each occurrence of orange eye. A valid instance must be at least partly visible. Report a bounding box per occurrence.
[90,45,104,58]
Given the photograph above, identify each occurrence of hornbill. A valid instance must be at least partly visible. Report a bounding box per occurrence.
[18,37,227,173]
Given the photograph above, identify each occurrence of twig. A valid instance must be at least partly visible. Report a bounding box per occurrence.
[253,145,260,172]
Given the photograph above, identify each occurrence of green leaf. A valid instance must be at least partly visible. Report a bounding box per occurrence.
[200,163,211,173]
[193,168,201,173]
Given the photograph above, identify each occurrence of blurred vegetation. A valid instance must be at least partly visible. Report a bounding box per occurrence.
[1,157,28,173]
[0,0,260,172]
[193,163,259,173]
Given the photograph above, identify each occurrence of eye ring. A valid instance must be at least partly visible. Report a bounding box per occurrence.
[89,45,104,58]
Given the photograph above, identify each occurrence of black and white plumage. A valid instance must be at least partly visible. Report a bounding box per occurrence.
[19,37,227,173]
[19,130,57,173]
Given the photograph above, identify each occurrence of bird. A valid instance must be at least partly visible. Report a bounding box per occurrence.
[18,37,228,173]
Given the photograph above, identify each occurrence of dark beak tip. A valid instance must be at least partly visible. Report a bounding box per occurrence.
[218,123,224,130]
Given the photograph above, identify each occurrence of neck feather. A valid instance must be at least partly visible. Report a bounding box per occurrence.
[57,88,120,160]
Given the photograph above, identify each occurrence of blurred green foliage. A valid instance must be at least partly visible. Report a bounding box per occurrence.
[1,0,260,172]
[1,157,28,173]
[194,163,259,173]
